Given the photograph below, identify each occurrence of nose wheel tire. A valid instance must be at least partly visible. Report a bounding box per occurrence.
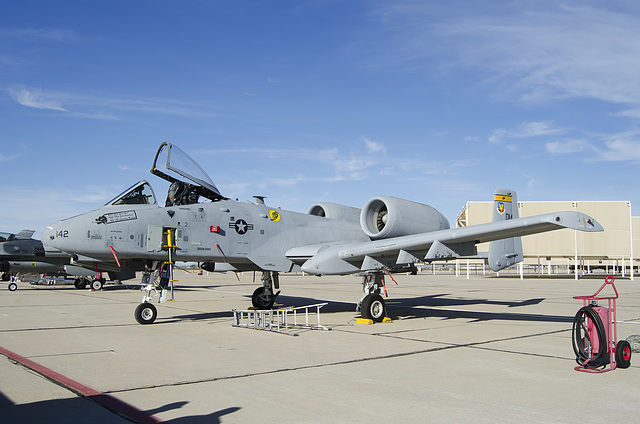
[361,294,386,322]
[8,282,17,292]
[135,302,158,324]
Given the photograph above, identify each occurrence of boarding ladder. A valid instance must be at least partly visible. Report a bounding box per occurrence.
[232,303,330,336]
[161,228,177,302]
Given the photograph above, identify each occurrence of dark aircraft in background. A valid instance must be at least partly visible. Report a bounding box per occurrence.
[1,230,134,291]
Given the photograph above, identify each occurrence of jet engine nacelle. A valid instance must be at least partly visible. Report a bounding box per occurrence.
[360,196,450,240]
[307,202,362,225]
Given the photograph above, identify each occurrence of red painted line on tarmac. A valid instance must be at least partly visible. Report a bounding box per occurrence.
[0,345,164,424]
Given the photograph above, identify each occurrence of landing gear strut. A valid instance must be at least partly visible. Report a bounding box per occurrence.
[251,271,280,309]
[134,228,177,324]
[135,266,168,324]
[359,273,387,322]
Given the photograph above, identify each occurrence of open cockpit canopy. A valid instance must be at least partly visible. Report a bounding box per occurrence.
[151,142,226,202]
[105,180,157,206]
[0,232,15,242]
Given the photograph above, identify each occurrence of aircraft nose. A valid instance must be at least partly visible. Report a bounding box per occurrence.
[42,224,60,248]
[42,222,64,250]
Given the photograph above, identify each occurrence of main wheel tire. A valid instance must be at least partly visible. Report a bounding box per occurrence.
[134,303,157,324]
[74,278,87,289]
[252,287,275,309]
[616,340,632,369]
[361,294,386,322]
[8,282,17,292]
[91,279,104,291]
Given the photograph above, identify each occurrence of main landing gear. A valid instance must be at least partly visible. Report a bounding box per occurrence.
[251,271,281,309]
[359,273,387,322]
[73,276,106,290]
[4,274,17,291]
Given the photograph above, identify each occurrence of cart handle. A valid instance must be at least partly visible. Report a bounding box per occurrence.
[573,275,619,300]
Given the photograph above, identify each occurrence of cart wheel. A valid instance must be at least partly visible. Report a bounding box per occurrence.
[616,340,632,369]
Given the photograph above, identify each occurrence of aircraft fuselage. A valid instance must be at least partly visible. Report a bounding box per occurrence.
[44,199,369,273]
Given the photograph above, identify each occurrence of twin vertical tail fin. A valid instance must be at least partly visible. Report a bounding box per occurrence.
[15,229,36,240]
[488,189,524,272]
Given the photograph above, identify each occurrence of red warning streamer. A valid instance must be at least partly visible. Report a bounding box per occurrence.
[215,242,240,281]
[109,245,121,268]
[384,269,399,285]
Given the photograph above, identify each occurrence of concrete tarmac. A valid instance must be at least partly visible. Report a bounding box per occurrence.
[1,270,639,423]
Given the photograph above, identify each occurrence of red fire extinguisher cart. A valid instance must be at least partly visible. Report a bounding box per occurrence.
[572,276,632,373]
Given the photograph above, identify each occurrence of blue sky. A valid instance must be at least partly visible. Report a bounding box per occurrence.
[2,0,640,238]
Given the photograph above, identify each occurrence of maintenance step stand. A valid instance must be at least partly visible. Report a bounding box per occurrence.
[232,303,330,336]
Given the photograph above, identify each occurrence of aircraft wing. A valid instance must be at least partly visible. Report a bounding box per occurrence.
[297,211,602,275]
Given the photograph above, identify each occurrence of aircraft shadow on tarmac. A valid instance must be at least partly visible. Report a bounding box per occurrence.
[383,294,572,323]
[164,293,570,325]
[0,390,241,424]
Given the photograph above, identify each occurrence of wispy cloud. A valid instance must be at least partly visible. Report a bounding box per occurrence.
[546,139,592,154]
[362,136,386,154]
[545,130,640,163]
[600,136,640,163]
[489,121,564,145]
[199,138,390,185]
[0,27,81,43]
[202,146,340,163]
[9,87,67,111]
[367,3,640,107]
[6,85,230,120]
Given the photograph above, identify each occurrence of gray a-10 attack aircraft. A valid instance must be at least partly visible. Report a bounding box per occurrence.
[43,142,603,324]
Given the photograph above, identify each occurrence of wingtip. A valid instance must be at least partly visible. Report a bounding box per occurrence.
[552,212,604,232]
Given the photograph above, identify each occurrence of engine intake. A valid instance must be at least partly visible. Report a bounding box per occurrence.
[307,203,361,225]
[360,196,450,240]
